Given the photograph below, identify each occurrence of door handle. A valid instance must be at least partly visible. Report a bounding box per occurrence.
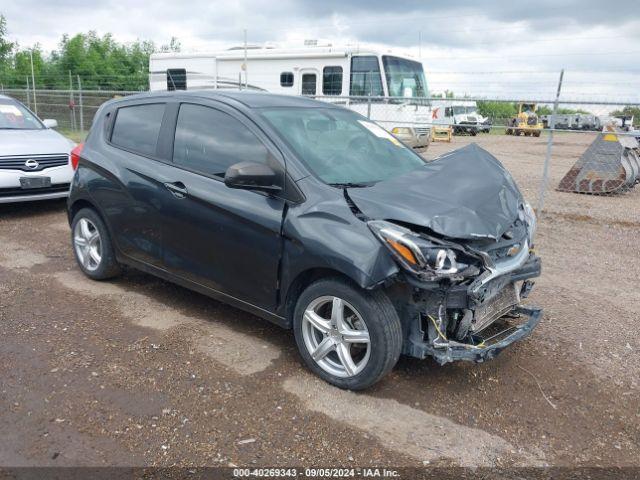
[164,181,188,198]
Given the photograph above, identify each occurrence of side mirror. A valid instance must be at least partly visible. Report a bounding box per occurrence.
[43,119,58,129]
[224,161,281,192]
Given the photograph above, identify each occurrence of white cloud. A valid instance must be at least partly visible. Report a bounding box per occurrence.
[2,0,639,101]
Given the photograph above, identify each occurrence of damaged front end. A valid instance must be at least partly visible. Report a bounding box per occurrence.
[345,143,543,365]
[370,203,542,365]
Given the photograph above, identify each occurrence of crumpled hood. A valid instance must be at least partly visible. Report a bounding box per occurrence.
[348,143,523,240]
[0,129,74,157]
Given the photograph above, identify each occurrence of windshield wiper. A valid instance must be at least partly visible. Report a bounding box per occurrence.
[328,182,374,188]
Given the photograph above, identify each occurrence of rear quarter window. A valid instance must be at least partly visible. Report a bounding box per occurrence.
[110,103,166,157]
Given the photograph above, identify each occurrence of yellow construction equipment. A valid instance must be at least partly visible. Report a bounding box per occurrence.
[505,103,543,137]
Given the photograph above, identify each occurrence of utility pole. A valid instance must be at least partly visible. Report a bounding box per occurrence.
[29,49,37,114]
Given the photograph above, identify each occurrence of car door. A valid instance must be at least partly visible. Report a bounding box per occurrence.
[98,100,177,267]
[160,101,286,311]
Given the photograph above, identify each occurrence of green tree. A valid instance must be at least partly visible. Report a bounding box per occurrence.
[610,106,640,125]
[53,31,156,90]
[0,14,13,58]
[0,14,15,82]
[476,101,517,122]
[536,105,553,115]
[0,15,176,90]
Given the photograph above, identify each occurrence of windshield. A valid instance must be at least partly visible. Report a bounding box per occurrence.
[382,56,428,98]
[453,106,478,115]
[0,99,43,130]
[261,107,425,185]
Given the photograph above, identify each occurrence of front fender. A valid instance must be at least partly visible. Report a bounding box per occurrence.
[279,178,399,314]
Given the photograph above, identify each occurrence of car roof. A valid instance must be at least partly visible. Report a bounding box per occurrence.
[114,90,339,109]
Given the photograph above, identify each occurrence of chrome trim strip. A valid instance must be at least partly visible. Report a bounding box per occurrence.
[0,191,69,204]
[470,239,530,294]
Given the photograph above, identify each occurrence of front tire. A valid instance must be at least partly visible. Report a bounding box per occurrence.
[71,208,121,280]
[293,277,402,390]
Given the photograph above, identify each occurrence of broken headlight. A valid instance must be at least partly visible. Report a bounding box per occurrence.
[368,220,466,277]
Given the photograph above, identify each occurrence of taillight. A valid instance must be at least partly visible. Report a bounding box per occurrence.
[70,143,84,170]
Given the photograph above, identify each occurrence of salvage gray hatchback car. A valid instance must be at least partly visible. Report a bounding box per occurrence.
[68,91,541,390]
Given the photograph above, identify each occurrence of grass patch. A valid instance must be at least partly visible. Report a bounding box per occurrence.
[58,128,87,144]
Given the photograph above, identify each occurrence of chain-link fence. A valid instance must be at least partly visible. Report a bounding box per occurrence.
[1,88,141,131]
[306,94,640,237]
[1,84,638,228]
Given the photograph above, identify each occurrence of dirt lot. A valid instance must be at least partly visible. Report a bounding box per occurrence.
[0,132,638,469]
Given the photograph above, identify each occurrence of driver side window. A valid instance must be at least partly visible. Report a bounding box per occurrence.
[173,104,269,177]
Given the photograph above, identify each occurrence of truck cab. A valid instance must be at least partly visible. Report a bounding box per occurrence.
[430,100,490,135]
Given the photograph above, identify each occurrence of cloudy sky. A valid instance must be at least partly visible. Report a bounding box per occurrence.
[3,0,640,102]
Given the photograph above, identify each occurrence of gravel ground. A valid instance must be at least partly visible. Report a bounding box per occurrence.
[0,132,638,469]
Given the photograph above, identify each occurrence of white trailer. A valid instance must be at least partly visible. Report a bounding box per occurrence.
[149,44,432,147]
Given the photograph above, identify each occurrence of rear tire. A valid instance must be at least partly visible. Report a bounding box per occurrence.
[71,208,121,280]
[293,277,402,390]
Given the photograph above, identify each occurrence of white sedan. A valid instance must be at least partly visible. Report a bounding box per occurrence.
[0,94,75,203]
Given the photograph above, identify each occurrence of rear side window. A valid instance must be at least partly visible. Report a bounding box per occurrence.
[111,103,166,157]
[323,66,343,95]
[167,69,187,90]
[173,104,269,177]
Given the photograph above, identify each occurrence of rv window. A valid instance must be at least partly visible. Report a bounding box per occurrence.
[173,104,269,177]
[301,73,317,95]
[445,107,453,117]
[350,56,383,96]
[280,72,294,87]
[322,66,343,95]
[111,103,166,157]
[167,69,187,91]
[382,56,427,98]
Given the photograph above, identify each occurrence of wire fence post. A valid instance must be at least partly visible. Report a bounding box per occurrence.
[77,75,84,132]
[68,71,76,131]
[536,69,564,221]
[29,50,37,115]
[25,76,31,110]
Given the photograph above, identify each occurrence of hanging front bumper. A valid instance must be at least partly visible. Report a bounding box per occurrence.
[414,306,542,365]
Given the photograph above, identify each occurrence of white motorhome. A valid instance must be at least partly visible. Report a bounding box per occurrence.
[430,99,491,135]
[149,44,431,147]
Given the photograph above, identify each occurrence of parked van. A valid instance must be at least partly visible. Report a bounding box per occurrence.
[149,44,432,147]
